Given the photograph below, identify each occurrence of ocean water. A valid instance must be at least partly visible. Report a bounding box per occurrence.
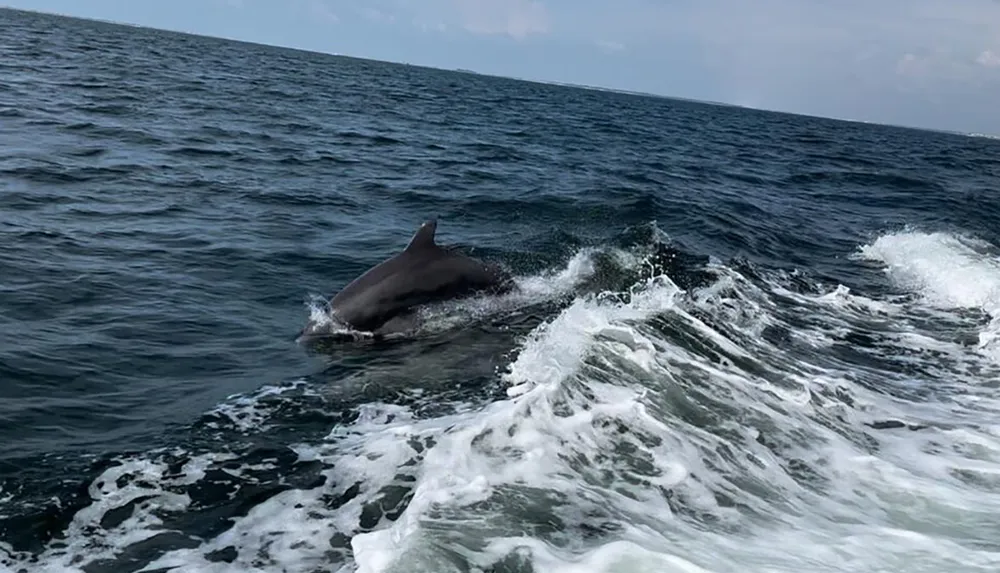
[3,7,1000,573]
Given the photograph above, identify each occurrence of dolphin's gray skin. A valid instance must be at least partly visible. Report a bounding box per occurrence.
[300,219,514,341]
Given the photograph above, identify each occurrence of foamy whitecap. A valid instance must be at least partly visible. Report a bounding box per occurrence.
[858,231,1000,311]
[858,230,1000,359]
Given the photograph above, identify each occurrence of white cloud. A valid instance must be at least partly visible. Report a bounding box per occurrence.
[640,1,998,91]
[416,20,449,33]
[896,53,923,76]
[452,0,548,40]
[309,0,339,24]
[362,7,396,24]
[596,40,625,54]
[977,49,1000,67]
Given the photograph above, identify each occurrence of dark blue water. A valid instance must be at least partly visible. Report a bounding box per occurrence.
[3,8,1000,573]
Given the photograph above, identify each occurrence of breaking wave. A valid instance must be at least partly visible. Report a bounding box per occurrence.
[5,228,1000,573]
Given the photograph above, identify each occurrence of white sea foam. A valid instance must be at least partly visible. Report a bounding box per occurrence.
[858,230,1000,360]
[203,378,311,433]
[415,247,601,331]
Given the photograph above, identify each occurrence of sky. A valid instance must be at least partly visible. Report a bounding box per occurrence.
[4,0,1000,134]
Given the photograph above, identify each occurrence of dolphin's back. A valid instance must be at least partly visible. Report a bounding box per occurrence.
[328,220,511,332]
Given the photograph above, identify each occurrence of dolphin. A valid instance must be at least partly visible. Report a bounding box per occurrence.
[299,219,514,341]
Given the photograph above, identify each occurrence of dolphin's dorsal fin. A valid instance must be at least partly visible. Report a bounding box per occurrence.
[405,219,437,252]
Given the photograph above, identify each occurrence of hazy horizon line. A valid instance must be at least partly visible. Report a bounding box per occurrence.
[2,4,996,140]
